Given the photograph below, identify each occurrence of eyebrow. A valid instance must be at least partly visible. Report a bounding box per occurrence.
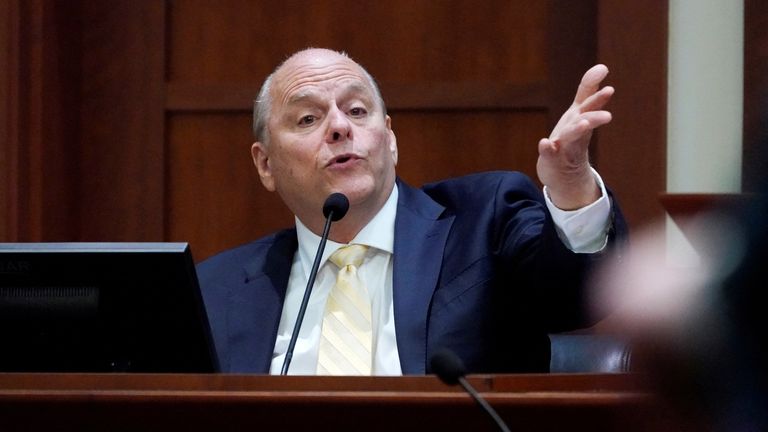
[341,83,372,99]
[286,82,373,106]
[286,91,318,106]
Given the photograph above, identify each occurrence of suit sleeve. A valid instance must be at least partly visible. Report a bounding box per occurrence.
[491,173,627,332]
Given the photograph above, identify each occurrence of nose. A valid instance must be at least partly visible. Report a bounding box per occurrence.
[325,105,351,143]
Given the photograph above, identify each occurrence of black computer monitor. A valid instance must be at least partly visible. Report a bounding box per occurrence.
[0,243,217,373]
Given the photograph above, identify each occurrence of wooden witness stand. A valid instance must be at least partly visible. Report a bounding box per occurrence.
[0,373,658,431]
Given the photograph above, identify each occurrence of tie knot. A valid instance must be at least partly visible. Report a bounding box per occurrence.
[329,244,368,269]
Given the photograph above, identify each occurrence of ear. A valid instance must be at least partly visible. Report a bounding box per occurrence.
[386,115,398,166]
[251,142,276,191]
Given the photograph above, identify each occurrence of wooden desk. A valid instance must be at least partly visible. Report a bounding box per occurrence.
[0,373,660,431]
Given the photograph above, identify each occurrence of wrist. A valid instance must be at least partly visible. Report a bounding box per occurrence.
[545,170,601,210]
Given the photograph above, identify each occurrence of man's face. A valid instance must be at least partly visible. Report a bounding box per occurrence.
[252,50,398,226]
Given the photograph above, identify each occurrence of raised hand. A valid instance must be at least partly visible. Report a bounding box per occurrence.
[536,64,614,210]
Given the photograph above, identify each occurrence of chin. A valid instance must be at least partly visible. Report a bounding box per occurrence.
[337,188,372,206]
[329,173,393,208]
[333,183,377,207]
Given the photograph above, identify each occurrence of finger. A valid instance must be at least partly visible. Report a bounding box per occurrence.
[580,110,613,128]
[579,86,614,113]
[554,119,592,144]
[574,64,609,104]
[553,111,612,143]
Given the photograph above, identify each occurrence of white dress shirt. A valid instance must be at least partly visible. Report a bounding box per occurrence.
[270,170,611,375]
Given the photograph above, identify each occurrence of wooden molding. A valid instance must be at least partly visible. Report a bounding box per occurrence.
[659,193,754,221]
[0,373,659,430]
[659,192,755,249]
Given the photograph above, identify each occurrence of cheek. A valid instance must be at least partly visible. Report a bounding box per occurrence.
[371,132,395,164]
[271,145,319,182]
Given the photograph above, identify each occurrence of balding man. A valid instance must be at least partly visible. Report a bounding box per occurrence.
[197,48,626,375]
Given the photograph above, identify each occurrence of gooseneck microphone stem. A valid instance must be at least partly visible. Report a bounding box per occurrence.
[431,348,512,432]
[280,213,333,375]
[457,376,511,432]
[281,193,349,375]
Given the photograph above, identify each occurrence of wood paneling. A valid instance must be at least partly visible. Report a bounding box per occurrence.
[166,113,294,262]
[0,0,80,241]
[547,0,598,131]
[0,373,662,432]
[163,0,599,260]
[2,0,670,261]
[0,0,16,241]
[394,111,547,187]
[597,1,668,228]
[77,0,165,241]
[1,1,167,242]
[166,0,548,84]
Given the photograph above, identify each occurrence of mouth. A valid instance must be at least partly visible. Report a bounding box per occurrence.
[327,153,362,167]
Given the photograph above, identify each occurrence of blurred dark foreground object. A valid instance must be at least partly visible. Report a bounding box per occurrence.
[594,190,767,431]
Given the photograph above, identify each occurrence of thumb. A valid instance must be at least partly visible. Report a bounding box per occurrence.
[538,137,559,157]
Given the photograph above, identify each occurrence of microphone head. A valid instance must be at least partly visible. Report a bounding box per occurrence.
[323,193,349,222]
[430,348,467,385]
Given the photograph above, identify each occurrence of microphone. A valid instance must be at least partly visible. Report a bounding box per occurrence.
[322,192,349,222]
[431,349,512,432]
[281,193,349,375]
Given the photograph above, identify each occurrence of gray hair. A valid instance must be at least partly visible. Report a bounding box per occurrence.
[252,73,275,145]
[252,50,387,146]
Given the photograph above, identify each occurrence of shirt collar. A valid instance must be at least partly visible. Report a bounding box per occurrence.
[295,184,398,278]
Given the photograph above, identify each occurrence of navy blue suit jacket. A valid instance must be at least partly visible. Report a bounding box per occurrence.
[197,171,626,374]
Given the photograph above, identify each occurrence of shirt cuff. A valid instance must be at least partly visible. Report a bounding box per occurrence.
[543,167,612,253]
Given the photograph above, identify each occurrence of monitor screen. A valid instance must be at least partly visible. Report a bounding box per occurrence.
[0,243,217,373]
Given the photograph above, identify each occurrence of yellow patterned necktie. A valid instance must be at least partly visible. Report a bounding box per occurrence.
[317,244,372,375]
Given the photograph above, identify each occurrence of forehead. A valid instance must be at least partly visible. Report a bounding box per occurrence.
[271,52,374,107]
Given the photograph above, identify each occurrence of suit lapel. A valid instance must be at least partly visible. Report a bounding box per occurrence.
[229,229,297,373]
[393,180,454,374]
[224,182,454,374]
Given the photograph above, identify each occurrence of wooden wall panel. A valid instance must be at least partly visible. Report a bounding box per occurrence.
[3,1,671,261]
[37,1,81,241]
[597,1,668,228]
[166,114,294,262]
[77,0,166,241]
[0,0,16,241]
[164,0,596,260]
[394,111,547,187]
[547,0,597,131]
[167,0,548,84]
[0,0,80,242]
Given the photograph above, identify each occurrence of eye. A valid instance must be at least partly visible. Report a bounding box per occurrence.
[298,115,316,126]
[349,107,367,117]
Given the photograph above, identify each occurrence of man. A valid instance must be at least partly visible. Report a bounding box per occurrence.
[197,48,626,375]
